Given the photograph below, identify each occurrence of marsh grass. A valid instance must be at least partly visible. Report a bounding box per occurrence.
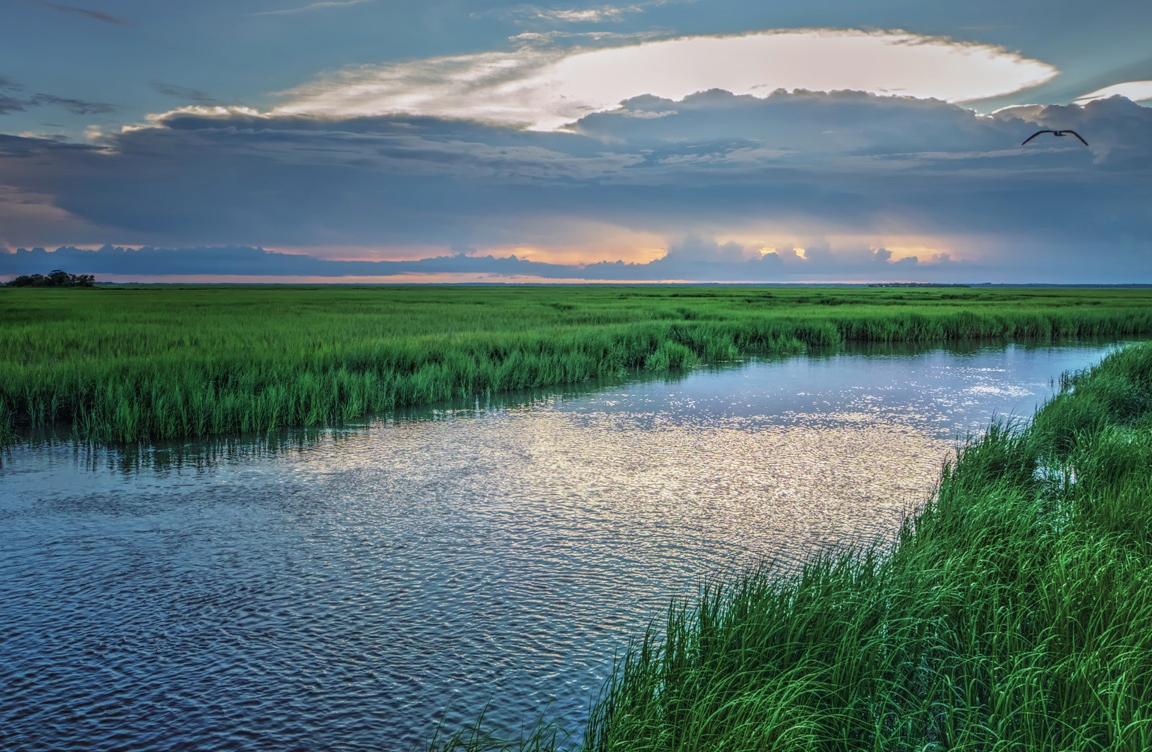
[3,285,1152,446]
[428,343,1152,751]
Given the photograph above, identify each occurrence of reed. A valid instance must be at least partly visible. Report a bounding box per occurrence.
[425,342,1152,750]
[3,285,1152,445]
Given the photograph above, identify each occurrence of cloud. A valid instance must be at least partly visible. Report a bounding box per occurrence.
[0,76,29,115]
[495,3,647,24]
[28,94,115,116]
[0,184,105,252]
[508,30,665,47]
[0,245,577,279]
[994,97,1152,163]
[0,75,115,116]
[0,98,26,116]
[1075,80,1152,105]
[579,239,956,283]
[150,81,215,105]
[35,1,132,26]
[0,242,941,283]
[275,29,1058,130]
[1,92,1150,282]
[142,106,645,181]
[0,239,969,283]
[476,1,681,26]
[252,0,373,16]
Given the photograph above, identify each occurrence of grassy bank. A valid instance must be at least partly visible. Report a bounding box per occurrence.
[430,342,1152,751]
[3,285,1152,445]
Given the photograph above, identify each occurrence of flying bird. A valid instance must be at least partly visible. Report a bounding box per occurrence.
[1021,129,1089,146]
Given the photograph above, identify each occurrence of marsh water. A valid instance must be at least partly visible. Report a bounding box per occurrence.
[0,342,1122,750]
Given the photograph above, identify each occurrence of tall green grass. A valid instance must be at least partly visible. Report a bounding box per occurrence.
[426,342,1152,751]
[3,285,1152,445]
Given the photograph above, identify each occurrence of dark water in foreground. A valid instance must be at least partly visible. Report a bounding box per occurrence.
[0,343,1121,750]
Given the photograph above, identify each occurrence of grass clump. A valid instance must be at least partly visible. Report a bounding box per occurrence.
[3,284,1152,445]
[435,343,1152,751]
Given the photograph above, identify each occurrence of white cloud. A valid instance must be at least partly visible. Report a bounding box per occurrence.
[1074,80,1152,105]
[252,0,372,16]
[509,29,664,45]
[532,6,641,23]
[477,2,672,25]
[275,28,1058,131]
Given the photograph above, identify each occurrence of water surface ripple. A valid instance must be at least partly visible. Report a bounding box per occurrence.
[0,344,1118,750]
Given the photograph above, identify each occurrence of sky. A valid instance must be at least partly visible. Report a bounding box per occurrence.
[1,0,1151,283]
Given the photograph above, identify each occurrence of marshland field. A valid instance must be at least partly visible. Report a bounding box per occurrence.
[3,285,1152,751]
[3,284,1152,444]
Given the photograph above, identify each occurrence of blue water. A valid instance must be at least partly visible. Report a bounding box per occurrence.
[0,343,1121,750]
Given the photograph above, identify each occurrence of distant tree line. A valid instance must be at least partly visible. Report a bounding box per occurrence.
[5,270,95,288]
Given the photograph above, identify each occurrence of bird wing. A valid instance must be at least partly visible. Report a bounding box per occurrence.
[1064,130,1089,146]
[1021,130,1055,145]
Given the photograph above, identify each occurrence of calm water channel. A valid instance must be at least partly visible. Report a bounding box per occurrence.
[0,343,1123,750]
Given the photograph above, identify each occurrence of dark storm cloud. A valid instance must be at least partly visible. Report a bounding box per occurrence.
[1,90,1150,281]
[35,1,132,26]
